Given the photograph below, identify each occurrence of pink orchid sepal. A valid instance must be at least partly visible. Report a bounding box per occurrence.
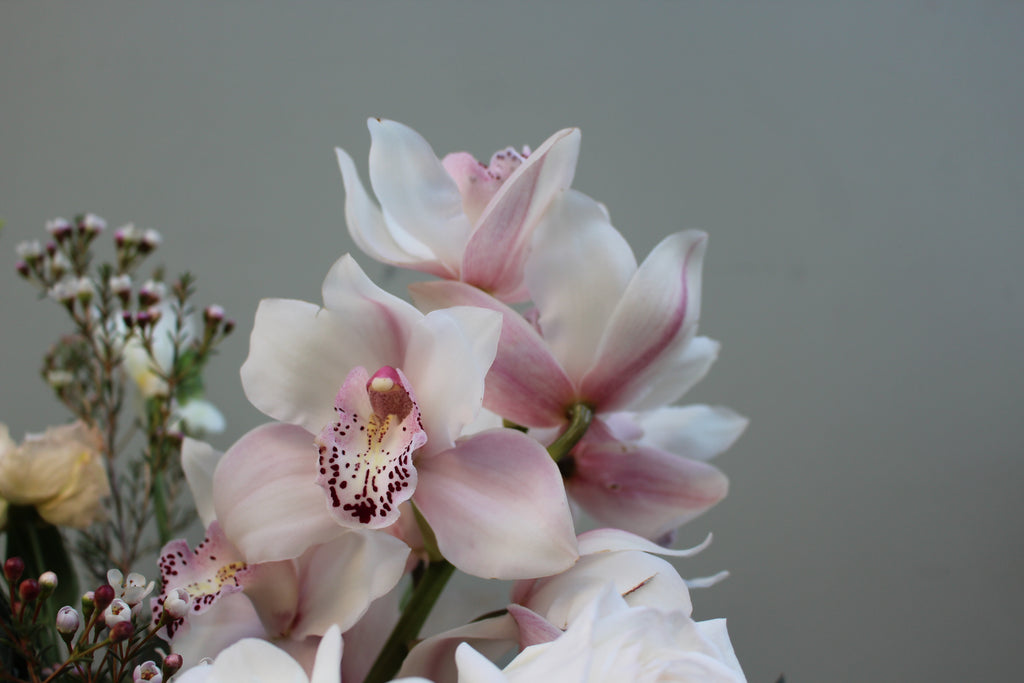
[336,119,581,301]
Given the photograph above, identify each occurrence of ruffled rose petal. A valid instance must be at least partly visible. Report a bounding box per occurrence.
[524,189,637,381]
[566,438,729,540]
[367,119,472,276]
[579,230,707,412]
[314,366,425,529]
[410,280,575,428]
[632,404,749,461]
[414,429,578,579]
[291,531,409,639]
[214,423,347,563]
[461,128,581,301]
[402,307,501,454]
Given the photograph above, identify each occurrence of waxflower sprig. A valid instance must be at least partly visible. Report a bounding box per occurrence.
[0,556,185,683]
[8,214,232,583]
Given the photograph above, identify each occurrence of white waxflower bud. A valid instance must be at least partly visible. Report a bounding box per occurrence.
[56,606,81,635]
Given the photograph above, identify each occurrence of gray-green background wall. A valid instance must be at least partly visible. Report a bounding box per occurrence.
[2,2,1022,681]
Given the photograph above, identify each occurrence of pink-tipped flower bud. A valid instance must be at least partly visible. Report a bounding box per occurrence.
[108,620,134,643]
[16,261,31,278]
[103,598,132,627]
[161,653,183,677]
[223,319,235,336]
[138,229,162,253]
[114,224,140,247]
[203,304,225,324]
[138,280,165,307]
[109,274,133,304]
[46,218,74,241]
[79,213,106,236]
[56,606,81,635]
[45,240,58,257]
[133,660,162,683]
[19,579,40,603]
[38,571,58,598]
[93,583,115,612]
[162,588,191,620]
[4,557,25,583]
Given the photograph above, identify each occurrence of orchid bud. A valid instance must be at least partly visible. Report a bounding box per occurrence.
[93,583,115,612]
[161,654,183,677]
[134,661,162,683]
[56,606,81,636]
[108,620,134,643]
[4,557,25,583]
[19,579,40,603]
[162,587,191,620]
[103,598,132,626]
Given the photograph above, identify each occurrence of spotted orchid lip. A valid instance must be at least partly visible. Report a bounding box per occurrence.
[314,365,427,529]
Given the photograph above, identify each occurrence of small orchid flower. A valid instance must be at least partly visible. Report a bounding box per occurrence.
[336,119,581,302]
[411,189,740,538]
[235,254,577,579]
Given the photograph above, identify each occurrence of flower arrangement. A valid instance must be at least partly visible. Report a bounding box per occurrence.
[1,119,750,682]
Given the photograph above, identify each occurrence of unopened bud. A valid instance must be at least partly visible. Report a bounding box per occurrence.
[138,229,162,253]
[222,319,235,336]
[46,218,74,241]
[4,557,25,583]
[38,571,58,598]
[75,277,96,304]
[161,653,183,676]
[16,261,31,278]
[114,224,140,247]
[79,213,106,235]
[138,280,165,307]
[49,279,78,304]
[45,240,58,257]
[108,620,134,643]
[203,304,225,324]
[56,606,81,635]
[162,588,191,620]
[109,274,132,304]
[134,661,162,683]
[93,584,115,612]
[19,579,41,603]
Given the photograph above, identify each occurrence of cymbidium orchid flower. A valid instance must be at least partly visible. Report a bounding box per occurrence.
[411,189,741,539]
[235,254,577,579]
[336,119,581,302]
[154,440,410,669]
[400,529,732,683]
[455,587,746,683]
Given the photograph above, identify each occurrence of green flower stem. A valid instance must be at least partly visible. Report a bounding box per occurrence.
[152,469,171,546]
[546,402,594,462]
[363,559,456,683]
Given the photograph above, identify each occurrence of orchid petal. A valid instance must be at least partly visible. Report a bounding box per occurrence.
[567,439,728,540]
[632,404,748,461]
[507,605,563,648]
[203,635,311,683]
[238,560,300,639]
[168,591,265,669]
[579,231,707,412]
[319,253,422,332]
[454,643,509,683]
[292,530,409,639]
[524,189,637,381]
[462,128,581,300]
[310,624,343,683]
[410,280,575,428]
[214,423,347,563]
[337,147,440,270]
[617,335,720,412]
[414,429,578,579]
[403,307,501,454]
[368,119,471,276]
[182,438,222,528]
[575,528,713,557]
[314,366,424,528]
[399,615,517,683]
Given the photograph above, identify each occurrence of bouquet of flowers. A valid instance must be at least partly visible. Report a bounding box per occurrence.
[1,119,750,682]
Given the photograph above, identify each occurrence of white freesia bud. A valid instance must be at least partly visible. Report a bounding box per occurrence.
[0,421,110,528]
[103,598,133,626]
[162,587,191,620]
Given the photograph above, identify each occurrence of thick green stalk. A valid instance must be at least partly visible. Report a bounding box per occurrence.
[546,402,594,462]
[363,559,455,683]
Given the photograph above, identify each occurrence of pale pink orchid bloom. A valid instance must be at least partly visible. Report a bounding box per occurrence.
[455,586,746,683]
[400,529,729,683]
[411,190,739,539]
[235,254,578,579]
[153,440,410,669]
[336,119,581,302]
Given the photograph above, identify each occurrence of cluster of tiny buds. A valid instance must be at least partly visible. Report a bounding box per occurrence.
[203,303,235,339]
[3,558,60,616]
